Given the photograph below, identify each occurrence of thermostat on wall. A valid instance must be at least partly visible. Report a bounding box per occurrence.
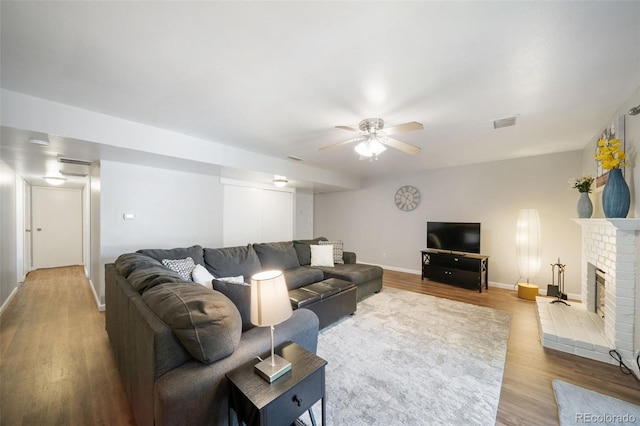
[123,213,136,220]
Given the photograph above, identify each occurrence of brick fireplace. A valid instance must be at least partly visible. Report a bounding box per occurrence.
[536,218,640,373]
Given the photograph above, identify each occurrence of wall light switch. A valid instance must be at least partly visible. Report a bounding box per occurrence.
[123,213,136,220]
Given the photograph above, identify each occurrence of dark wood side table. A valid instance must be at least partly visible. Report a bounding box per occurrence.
[226,342,327,426]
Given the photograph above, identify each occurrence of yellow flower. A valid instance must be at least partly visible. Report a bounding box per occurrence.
[595,138,627,170]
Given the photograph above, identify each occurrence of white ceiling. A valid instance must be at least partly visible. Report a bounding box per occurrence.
[1,1,639,190]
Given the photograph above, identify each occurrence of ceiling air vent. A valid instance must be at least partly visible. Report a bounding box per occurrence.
[59,171,88,177]
[493,116,517,129]
[58,156,93,166]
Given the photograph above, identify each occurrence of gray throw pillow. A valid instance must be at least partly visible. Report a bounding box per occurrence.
[319,240,344,264]
[127,265,185,294]
[142,283,242,364]
[115,252,164,278]
[212,278,253,332]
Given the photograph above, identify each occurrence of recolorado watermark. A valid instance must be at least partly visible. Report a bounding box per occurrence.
[576,412,637,423]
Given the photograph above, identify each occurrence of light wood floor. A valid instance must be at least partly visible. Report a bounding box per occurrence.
[1,266,639,425]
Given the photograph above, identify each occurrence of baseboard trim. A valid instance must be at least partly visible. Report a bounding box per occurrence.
[87,278,105,312]
[0,285,19,315]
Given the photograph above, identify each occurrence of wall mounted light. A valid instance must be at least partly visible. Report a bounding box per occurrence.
[273,175,288,187]
[43,176,67,186]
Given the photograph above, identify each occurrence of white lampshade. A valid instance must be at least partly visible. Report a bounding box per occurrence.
[250,270,293,327]
[516,209,541,281]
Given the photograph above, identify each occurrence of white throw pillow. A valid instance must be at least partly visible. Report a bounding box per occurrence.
[319,240,344,264]
[191,264,214,289]
[216,275,246,285]
[310,244,334,267]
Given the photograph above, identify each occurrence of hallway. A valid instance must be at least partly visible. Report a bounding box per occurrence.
[0,266,134,424]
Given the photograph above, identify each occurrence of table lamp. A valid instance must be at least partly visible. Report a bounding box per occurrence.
[250,270,293,382]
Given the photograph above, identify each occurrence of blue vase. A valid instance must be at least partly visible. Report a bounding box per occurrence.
[602,168,630,218]
[577,192,593,218]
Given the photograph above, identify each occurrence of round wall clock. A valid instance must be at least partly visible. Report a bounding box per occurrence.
[395,185,421,211]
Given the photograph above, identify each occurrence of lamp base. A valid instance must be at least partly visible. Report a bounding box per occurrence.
[254,354,291,383]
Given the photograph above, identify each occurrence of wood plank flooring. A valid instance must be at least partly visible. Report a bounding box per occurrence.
[1,266,639,425]
[0,266,134,425]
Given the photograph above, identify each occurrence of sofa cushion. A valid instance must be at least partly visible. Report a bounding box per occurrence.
[312,263,383,285]
[319,240,344,264]
[293,237,328,266]
[212,279,253,332]
[137,245,205,267]
[203,245,262,279]
[253,241,300,270]
[142,283,242,364]
[161,257,196,281]
[115,252,164,278]
[283,266,325,290]
[127,265,186,294]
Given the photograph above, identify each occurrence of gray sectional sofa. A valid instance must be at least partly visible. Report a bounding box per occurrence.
[105,238,382,426]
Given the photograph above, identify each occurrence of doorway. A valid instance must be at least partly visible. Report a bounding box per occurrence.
[31,186,83,269]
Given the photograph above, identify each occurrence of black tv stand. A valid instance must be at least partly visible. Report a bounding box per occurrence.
[421,249,489,293]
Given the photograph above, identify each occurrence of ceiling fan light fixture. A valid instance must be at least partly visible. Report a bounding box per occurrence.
[355,137,387,158]
[43,176,67,186]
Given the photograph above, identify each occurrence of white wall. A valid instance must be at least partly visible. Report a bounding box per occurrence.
[0,159,19,313]
[95,160,224,304]
[314,150,584,295]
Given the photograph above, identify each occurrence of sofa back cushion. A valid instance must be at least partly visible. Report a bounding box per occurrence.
[293,237,328,266]
[142,283,242,364]
[253,241,300,271]
[137,245,205,267]
[203,245,262,279]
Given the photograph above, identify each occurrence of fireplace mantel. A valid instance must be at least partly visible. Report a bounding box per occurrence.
[572,218,640,231]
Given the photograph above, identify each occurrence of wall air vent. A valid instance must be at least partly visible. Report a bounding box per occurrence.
[493,116,517,129]
[287,155,303,162]
[58,156,93,166]
[59,171,88,177]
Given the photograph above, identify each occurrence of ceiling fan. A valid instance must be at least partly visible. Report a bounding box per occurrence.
[320,118,423,160]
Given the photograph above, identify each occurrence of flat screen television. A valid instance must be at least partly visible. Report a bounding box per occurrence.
[426,222,481,254]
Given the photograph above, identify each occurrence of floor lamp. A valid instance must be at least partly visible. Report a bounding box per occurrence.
[516,209,541,300]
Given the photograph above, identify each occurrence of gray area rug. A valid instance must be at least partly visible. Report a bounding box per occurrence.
[553,380,640,426]
[301,287,511,425]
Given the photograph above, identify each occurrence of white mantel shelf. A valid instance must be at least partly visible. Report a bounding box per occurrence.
[572,218,640,231]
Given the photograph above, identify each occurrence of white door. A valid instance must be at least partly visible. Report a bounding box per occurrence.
[32,186,83,269]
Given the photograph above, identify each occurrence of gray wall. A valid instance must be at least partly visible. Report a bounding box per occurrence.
[94,160,224,304]
[314,150,584,295]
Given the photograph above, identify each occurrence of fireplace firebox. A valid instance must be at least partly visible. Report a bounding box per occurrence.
[595,268,605,319]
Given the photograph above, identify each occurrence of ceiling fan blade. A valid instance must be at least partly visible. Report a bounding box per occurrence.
[335,125,359,132]
[319,137,365,151]
[382,121,423,136]
[383,137,421,155]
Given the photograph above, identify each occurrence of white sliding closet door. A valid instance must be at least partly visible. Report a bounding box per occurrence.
[223,183,293,247]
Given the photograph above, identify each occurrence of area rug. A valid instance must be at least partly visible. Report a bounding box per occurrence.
[553,380,640,426]
[302,287,511,425]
